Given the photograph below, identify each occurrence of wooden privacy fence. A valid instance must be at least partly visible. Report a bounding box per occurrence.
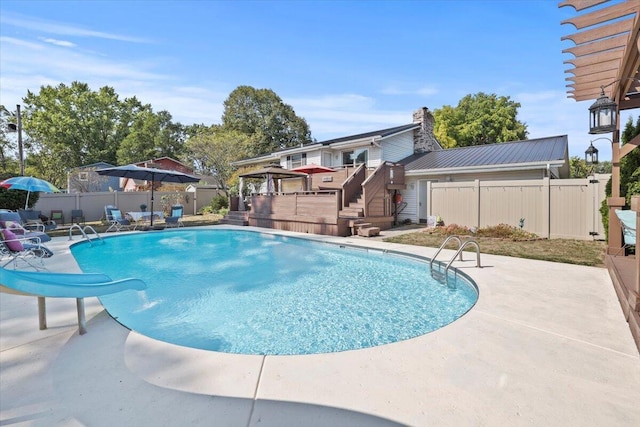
[423,175,609,240]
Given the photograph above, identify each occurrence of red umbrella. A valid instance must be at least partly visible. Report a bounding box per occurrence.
[291,164,335,174]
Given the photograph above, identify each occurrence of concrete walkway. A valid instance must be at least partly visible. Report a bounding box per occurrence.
[1,226,639,426]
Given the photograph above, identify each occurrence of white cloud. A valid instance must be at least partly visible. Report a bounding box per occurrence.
[1,12,151,43]
[39,37,76,48]
[380,84,438,97]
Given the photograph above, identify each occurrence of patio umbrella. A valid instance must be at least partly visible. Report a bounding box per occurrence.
[291,164,335,174]
[96,165,200,226]
[0,176,59,209]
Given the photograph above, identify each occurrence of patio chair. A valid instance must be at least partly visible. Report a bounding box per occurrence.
[18,209,57,232]
[0,211,52,243]
[614,209,636,256]
[71,209,85,225]
[1,228,52,270]
[165,204,184,228]
[50,210,64,225]
[105,206,131,232]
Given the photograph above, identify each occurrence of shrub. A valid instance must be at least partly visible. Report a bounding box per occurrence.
[210,194,228,213]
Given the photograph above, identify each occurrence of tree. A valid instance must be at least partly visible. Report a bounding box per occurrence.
[117,110,186,165]
[222,86,312,156]
[433,92,528,148]
[569,157,612,178]
[600,115,640,240]
[185,126,252,195]
[0,105,21,174]
[20,82,161,187]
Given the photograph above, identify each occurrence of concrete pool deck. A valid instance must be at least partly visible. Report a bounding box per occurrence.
[1,225,639,426]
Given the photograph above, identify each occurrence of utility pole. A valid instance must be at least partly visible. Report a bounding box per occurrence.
[16,104,24,176]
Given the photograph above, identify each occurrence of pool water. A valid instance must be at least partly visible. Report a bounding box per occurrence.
[71,229,478,355]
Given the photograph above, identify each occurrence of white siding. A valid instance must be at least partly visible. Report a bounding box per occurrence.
[398,177,419,223]
[381,133,414,162]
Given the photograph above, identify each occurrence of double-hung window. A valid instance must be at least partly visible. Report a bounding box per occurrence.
[286,153,306,169]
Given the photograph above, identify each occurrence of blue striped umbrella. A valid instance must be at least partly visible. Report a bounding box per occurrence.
[0,176,59,209]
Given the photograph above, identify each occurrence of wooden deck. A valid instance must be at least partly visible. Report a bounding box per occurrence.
[605,254,640,353]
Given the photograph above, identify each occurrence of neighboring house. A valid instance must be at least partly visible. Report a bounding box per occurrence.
[232,108,571,235]
[67,162,121,193]
[122,157,196,192]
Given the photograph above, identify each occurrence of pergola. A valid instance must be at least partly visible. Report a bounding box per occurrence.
[560,0,640,253]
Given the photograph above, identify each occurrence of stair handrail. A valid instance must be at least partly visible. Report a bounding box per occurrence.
[429,235,464,271]
[444,240,481,278]
[68,224,103,246]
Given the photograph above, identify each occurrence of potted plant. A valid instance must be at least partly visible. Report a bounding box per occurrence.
[140,203,147,212]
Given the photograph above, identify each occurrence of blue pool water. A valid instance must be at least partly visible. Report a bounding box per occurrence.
[71,229,478,355]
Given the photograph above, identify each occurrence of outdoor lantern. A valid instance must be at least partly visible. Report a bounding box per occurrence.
[585,142,599,165]
[588,88,617,134]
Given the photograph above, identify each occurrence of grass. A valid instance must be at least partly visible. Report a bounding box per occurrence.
[383,224,608,267]
[51,215,608,267]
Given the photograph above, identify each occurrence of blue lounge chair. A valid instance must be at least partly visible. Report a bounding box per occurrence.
[614,209,637,256]
[165,204,184,228]
[0,268,146,334]
[105,205,131,232]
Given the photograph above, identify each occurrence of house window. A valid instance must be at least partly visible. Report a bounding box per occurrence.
[342,148,368,167]
[78,172,89,181]
[286,153,306,169]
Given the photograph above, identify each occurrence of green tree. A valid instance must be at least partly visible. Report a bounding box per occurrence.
[0,105,21,174]
[117,110,186,164]
[600,115,640,240]
[433,92,528,148]
[569,156,590,178]
[222,86,312,156]
[20,82,157,187]
[184,126,252,196]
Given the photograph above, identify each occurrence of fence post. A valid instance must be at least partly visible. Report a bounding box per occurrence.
[475,179,481,228]
[542,178,550,239]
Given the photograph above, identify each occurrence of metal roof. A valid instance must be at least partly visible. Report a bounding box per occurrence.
[400,135,568,171]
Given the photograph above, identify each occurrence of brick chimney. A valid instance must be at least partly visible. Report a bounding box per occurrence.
[413,107,439,153]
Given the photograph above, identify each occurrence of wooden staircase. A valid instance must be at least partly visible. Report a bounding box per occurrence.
[220,211,248,226]
[339,192,364,218]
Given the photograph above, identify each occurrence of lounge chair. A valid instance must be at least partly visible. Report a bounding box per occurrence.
[105,205,131,232]
[0,211,52,243]
[0,268,146,334]
[165,204,184,228]
[614,209,637,256]
[18,209,57,231]
[1,228,52,270]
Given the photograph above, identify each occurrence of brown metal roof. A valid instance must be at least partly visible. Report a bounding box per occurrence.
[560,0,640,110]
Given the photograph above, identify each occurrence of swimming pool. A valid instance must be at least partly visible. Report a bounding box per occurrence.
[71,229,478,355]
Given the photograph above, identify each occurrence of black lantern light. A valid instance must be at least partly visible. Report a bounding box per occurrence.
[585,142,599,165]
[588,87,617,134]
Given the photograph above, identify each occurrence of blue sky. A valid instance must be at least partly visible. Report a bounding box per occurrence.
[1,0,634,161]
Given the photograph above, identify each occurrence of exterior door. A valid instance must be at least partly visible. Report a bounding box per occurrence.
[417,180,429,223]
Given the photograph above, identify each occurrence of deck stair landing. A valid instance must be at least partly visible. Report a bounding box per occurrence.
[349,219,380,237]
[221,211,248,226]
